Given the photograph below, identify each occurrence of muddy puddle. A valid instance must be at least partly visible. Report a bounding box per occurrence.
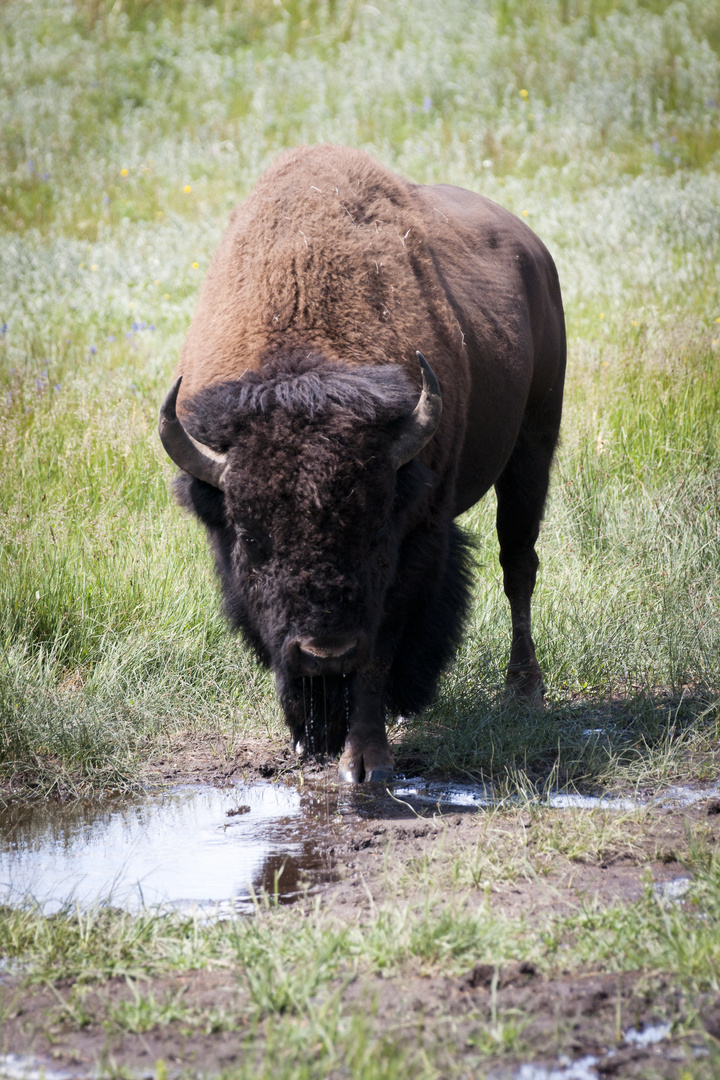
[0,776,480,915]
[2,777,717,916]
[0,781,339,916]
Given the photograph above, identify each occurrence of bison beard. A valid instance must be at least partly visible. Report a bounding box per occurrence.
[173,353,475,780]
[159,144,566,783]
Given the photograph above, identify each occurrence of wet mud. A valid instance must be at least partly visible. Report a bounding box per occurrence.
[2,738,720,1079]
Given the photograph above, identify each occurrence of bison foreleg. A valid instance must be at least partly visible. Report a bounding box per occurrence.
[338,678,394,784]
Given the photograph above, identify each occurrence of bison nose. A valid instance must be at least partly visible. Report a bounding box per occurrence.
[287,632,364,676]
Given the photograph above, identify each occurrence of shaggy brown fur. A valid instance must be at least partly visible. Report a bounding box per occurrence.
[176,144,467,480]
[167,144,566,783]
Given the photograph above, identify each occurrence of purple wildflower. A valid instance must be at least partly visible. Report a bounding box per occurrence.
[422,96,433,113]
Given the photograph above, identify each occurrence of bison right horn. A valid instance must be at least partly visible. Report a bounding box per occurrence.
[390,352,442,469]
[159,377,230,490]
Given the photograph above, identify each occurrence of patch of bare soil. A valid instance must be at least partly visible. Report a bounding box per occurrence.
[1,960,716,1078]
[2,734,720,1078]
[142,732,299,788]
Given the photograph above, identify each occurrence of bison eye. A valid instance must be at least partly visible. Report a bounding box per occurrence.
[237,529,268,562]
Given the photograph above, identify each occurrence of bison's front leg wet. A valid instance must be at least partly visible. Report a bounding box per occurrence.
[338,679,394,784]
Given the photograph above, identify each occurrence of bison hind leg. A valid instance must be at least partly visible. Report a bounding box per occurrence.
[495,404,563,703]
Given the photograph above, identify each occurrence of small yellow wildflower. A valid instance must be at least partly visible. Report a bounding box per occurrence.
[519,88,529,99]
[632,320,638,326]
[521,209,529,217]
[79,262,85,269]
[120,168,128,177]
[129,301,135,308]
[91,264,98,271]
[184,185,192,193]
[155,279,161,285]
[164,293,170,300]
[192,261,199,269]
[156,210,164,219]
[713,338,718,347]
[599,313,605,319]
[716,316,720,323]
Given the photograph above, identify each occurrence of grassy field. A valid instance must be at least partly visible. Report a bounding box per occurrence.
[1,0,718,797]
[1,0,720,1074]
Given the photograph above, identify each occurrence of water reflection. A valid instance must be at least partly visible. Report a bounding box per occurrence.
[3,776,718,916]
[0,781,336,915]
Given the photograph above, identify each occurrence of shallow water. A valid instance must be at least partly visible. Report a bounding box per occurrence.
[2,776,717,916]
[510,1021,674,1079]
[0,781,338,915]
[0,1052,75,1080]
[0,775,483,915]
[514,1056,600,1080]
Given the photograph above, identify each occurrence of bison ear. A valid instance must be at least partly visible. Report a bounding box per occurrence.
[390,352,442,470]
[159,377,230,490]
[174,472,227,528]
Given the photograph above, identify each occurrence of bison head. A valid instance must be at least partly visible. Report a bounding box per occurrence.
[159,350,441,761]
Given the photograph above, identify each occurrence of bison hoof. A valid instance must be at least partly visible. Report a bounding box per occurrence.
[338,763,394,784]
[338,763,363,784]
[365,766,394,783]
[504,675,545,706]
[338,746,394,784]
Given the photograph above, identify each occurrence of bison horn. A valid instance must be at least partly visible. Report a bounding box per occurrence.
[158,377,230,490]
[390,352,443,469]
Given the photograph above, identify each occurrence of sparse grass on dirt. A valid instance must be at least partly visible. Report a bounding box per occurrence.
[2,790,720,1077]
[1,0,720,1075]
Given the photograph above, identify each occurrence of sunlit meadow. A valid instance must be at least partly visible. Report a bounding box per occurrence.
[1,0,719,794]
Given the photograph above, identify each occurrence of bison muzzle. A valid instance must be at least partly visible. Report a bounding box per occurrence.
[159,144,566,783]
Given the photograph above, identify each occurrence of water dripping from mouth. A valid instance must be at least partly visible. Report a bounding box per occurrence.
[300,677,308,757]
[323,675,329,758]
[343,675,351,736]
[304,677,316,757]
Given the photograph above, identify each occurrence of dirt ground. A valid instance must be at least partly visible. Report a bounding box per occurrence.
[2,732,720,1079]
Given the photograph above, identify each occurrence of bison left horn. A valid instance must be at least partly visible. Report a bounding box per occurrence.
[159,377,230,490]
[390,352,442,469]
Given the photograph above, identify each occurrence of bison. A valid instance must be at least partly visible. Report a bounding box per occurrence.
[159,144,566,783]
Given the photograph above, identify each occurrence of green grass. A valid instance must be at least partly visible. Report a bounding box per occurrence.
[1,0,719,800]
[5,6,720,1074]
[3,833,720,1075]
